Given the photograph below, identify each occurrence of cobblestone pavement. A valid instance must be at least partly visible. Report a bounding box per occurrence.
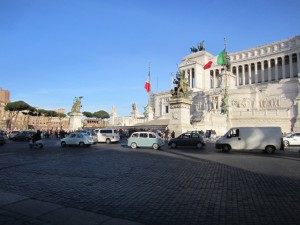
[0,139,299,225]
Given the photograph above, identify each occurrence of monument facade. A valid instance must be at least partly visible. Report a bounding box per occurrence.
[152,36,300,134]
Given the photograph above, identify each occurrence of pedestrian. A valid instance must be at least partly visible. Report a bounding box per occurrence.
[171,130,175,138]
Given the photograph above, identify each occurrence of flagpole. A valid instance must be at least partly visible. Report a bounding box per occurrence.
[223,37,231,130]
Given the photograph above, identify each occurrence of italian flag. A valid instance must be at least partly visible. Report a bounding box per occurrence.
[144,72,151,93]
[203,49,226,70]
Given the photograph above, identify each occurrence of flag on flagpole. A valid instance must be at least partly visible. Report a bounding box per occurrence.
[144,71,151,93]
[203,49,226,70]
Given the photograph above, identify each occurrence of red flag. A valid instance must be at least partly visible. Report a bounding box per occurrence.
[144,72,151,93]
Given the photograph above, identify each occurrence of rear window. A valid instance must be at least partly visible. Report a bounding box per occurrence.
[149,133,156,138]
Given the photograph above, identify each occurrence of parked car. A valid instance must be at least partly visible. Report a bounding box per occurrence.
[60,132,94,147]
[94,128,120,143]
[216,127,283,153]
[0,133,6,145]
[77,130,98,143]
[127,131,164,150]
[168,132,205,148]
[283,132,300,147]
[8,131,20,139]
[12,131,36,141]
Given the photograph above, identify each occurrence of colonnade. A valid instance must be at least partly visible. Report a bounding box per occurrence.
[209,52,300,88]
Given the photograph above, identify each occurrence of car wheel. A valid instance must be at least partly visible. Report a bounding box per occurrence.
[79,142,85,147]
[106,138,111,144]
[61,142,67,148]
[131,142,137,149]
[265,145,275,154]
[152,143,159,150]
[38,143,43,149]
[222,144,231,153]
[171,142,176,148]
[283,140,289,147]
[196,143,203,149]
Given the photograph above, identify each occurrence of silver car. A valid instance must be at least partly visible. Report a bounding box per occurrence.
[61,132,94,147]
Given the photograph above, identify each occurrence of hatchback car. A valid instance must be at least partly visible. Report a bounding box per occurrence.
[283,132,300,147]
[168,132,205,148]
[127,131,164,150]
[60,132,94,147]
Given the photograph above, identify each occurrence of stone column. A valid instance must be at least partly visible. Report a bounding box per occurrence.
[213,70,216,88]
[236,66,239,86]
[268,59,272,81]
[289,54,294,77]
[242,65,245,85]
[261,61,265,83]
[254,62,258,84]
[275,58,279,81]
[248,64,252,84]
[282,56,286,79]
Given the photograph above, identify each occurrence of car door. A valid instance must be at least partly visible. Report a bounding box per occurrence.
[68,133,78,145]
[139,133,148,147]
[178,134,190,146]
[190,133,200,146]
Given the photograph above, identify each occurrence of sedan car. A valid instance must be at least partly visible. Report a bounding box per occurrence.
[283,132,300,147]
[60,132,94,147]
[12,131,36,141]
[127,131,164,150]
[168,132,205,148]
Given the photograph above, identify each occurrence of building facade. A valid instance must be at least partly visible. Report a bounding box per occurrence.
[152,36,300,135]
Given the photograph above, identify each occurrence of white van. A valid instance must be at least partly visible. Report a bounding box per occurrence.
[94,128,120,143]
[216,127,284,153]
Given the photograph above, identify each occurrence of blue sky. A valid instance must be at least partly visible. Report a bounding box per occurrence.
[0,0,299,116]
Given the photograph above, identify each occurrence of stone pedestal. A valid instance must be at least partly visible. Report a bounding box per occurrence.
[168,97,193,137]
[69,112,83,131]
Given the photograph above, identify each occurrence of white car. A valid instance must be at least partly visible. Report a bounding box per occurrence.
[61,132,94,147]
[283,132,300,147]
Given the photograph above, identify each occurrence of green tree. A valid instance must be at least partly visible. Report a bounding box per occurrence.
[82,111,94,118]
[93,110,110,120]
[4,101,31,129]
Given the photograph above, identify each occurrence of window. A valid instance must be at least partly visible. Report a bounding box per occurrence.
[228,129,239,138]
[165,106,169,113]
[100,130,112,134]
[149,133,156,138]
[191,133,199,138]
[131,133,138,138]
[140,133,148,138]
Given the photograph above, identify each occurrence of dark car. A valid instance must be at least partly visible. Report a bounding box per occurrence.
[168,132,205,148]
[0,134,6,145]
[12,131,36,141]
